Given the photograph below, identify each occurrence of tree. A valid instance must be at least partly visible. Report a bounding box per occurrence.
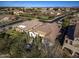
[7,30,26,57]
[0,29,48,58]
[62,19,70,28]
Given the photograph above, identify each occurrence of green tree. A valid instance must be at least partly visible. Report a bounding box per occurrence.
[62,19,70,28]
[0,29,48,58]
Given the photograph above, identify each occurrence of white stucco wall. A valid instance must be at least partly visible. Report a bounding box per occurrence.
[73,38,79,45]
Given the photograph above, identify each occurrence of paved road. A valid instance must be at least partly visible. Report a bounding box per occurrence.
[41,11,77,23]
[0,15,63,32]
[0,19,27,32]
[0,11,76,30]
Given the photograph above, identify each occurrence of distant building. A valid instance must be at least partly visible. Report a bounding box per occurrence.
[1,17,9,21]
[56,12,62,16]
[66,8,71,12]
[0,15,16,21]
[62,21,79,57]
[13,10,24,15]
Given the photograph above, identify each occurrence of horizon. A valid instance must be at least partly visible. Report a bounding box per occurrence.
[0,1,79,7]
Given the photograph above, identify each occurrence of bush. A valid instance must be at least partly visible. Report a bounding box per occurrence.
[0,29,48,58]
[62,19,70,28]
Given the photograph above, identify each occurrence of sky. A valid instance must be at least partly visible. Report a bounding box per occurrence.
[0,1,79,7]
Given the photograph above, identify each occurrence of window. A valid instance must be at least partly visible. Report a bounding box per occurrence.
[76,38,79,41]
[70,41,72,45]
[65,40,68,43]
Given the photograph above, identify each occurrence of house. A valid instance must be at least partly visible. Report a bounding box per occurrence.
[30,22,60,43]
[65,8,71,12]
[13,10,24,15]
[15,20,60,44]
[0,15,16,21]
[16,25,26,32]
[57,12,61,16]
[62,21,79,57]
